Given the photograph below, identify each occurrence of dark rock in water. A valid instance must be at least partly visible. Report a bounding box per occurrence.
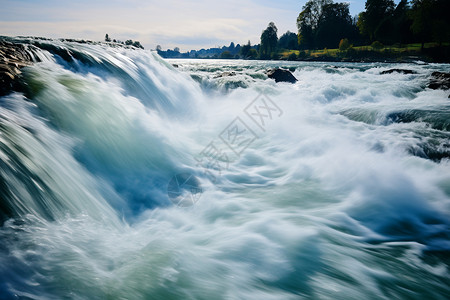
[266,68,297,83]
[428,71,450,90]
[172,64,179,68]
[380,69,417,75]
[214,71,236,78]
[0,41,35,96]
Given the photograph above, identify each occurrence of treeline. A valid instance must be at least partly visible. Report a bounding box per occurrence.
[104,34,144,49]
[296,0,449,51]
[156,42,260,59]
[266,0,449,60]
[156,0,449,61]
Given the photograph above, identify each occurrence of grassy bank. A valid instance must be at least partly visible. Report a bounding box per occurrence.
[280,43,450,63]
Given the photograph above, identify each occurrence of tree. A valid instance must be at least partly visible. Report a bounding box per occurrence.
[132,41,144,49]
[297,0,356,49]
[260,22,278,59]
[297,22,314,49]
[156,45,162,51]
[174,47,180,53]
[247,49,258,59]
[357,12,367,37]
[220,51,233,59]
[315,2,354,49]
[297,0,332,49]
[358,0,395,42]
[432,0,450,45]
[240,40,252,58]
[297,0,333,30]
[105,34,111,42]
[410,0,450,48]
[391,0,413,44]
[278,31,298,50]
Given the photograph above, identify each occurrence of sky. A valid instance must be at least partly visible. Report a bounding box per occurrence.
[0,0,370,51]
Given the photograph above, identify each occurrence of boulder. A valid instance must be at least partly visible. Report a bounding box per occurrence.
[266,68,297,83]
[380,69,417,75]
[428,71,450,90]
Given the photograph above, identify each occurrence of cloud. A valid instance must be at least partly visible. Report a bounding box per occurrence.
[0,0,368,51]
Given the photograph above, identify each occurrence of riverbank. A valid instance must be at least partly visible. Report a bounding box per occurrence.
[280,43,450,64]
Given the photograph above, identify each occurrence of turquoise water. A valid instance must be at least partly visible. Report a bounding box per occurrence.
[0,38,449,299]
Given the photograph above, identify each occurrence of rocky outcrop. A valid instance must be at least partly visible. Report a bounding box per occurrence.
[266,68,297,83]
[428,71,450,91]
[380,69,417,75]
[0,41,34,96]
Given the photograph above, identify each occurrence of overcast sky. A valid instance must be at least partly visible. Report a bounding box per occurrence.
[1,0,371,51]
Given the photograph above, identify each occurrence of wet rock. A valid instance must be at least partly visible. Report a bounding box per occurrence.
[428,71,450,90]
[0,41,34,96]
[380,69,417,75]
[214,71,236,78]
[266,68,297,83]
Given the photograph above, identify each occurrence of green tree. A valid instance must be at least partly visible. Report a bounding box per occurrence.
[132,41,144,49]
[105,34,111,42]
[432,0,450,45]
[315,2,355,49]
[297,22,314,49]
[247,49,258,59]
[297,0,332,49]
[220,51,233,59]
[356,12,367,36]
[297,0,332,30]
[278,31,298,50]
[260,22,278,59]
[410,0,432,47]
[240,40,252,58]
[358,0,395,42]
[391,0,413,44]
[410,0,450,48]
[297,0,356,49]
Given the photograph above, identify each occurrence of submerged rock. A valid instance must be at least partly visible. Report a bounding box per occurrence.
[266,68,297,83]
[428,71,450,90]
[0,41,34,96]
[214,71,236,78]
[380,69,417,75]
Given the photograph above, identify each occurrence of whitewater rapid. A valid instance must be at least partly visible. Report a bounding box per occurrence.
[0,37,449,299]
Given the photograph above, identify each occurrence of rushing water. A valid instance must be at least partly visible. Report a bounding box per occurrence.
[0,37,449,299]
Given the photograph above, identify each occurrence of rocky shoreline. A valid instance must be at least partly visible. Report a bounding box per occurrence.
[0,41,35,96]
